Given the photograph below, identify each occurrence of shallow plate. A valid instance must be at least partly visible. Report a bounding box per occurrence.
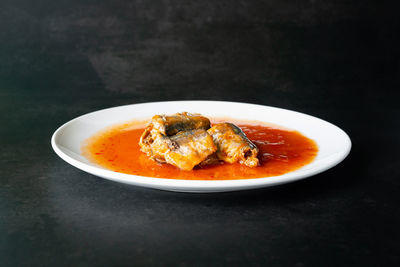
[51,101,351,193]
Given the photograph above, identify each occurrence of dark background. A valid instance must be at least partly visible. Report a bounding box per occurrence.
[1,0,399,266]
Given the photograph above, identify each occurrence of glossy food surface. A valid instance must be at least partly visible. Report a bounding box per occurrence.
[83,120,318,180]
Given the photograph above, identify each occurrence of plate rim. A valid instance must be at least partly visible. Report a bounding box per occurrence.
[51,100,352,191]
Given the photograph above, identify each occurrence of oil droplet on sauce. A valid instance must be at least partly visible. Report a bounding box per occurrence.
[82,120,318,180]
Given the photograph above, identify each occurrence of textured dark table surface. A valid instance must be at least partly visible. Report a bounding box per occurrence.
[1,1,400,266]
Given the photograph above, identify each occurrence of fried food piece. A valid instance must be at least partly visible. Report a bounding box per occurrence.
[140,113,259,170]
[164,129,217,171]
[207,123,259,167]
[139,129,171,163]
[139,112,213,169]
[150,112,211,136]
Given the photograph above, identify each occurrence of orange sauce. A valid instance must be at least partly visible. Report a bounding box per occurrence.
[82,120,318,180]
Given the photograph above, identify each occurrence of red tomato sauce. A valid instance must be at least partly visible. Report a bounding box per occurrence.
[82,120,318,180]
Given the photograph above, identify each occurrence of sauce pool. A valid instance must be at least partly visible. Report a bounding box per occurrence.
[82,120,318,180]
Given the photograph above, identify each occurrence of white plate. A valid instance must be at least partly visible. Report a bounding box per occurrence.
[51,101,351,193]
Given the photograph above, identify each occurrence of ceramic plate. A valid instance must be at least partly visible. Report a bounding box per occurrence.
[51,101,351,193]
